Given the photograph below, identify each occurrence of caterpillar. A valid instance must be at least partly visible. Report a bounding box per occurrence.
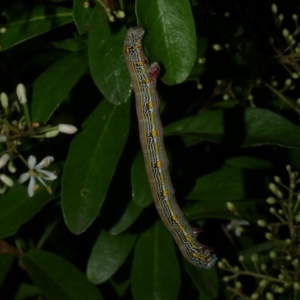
[123,27,217,268]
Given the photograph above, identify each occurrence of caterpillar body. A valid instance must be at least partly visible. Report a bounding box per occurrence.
[123,27,217,268]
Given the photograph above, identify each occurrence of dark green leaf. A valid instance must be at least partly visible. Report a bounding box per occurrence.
[108,199,144,235]
[189,36,208,79]
[131,151,152,208]
[183,260,218,299]
[184,199,262,221]
[0,183,58,239]
[225,156,273,170]
[165,108,300,148]
[87,231,136,284]
[13,283,41,300]
[88,15,131,104]
[186,168,264,201]
[109,278,131,298]
[132,221,180,300]
[62,100,131,234]
[31,49,89,123]
[0,254,15,289]
[136,0,196,84]
[0,4,73,51]
[73,0,103,34]
[23,249,103,300]
[52,38,87,51]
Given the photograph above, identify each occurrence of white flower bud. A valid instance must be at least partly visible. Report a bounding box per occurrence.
[282,28,289,37]
[257,219,266,227]
[16,83,27,104]
[266,197,276,204]
[115,10,125,19]
[198,57,206,64]
[0,185,7,194]
[58,124,78,134]
[213,44,222,51]
[278,14,284,21]
[271,4,278,14]
[0,92,8,108]
[197,83,203,90]
[223,94,229,101]
[226,201,236,212]
[0,174,13,187]
[238,255,244,262]
[292,259,299,266]
[0,135,7,143]
[265,232,273,240]
[0,27,6,34]
[292,14,298,21]
[274,176,281,183]
[45,130,59,138]
[108,15,115,22]
[8,161,16,173]
[266,292,274,300]
[251,253,259,262]
[285,78,292,86]
[83,0,90,8]
[0,154,9,168]
[259,279,267,287]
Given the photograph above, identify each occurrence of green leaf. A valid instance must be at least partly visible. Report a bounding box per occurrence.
[0,254,15,289]
[23,249,103,300]
[189,35,208,79]
[184,199,262,221]
[108,199,144,235]
[165,108,300,148]
[186,168,264,201]
[88,14,131,105]
[136,0,196,84]
[0,4,73,51]
[131,151,153,208]
[183,260,218,299]
[73,0,103,34]
[225,156,273,170]
[52,38,87,52]
[62,100,131,234]
[0,183,58,239]
[109,278,131,298]
[13,283,41,300]
[87,231,136,284]
[31,49,89,123]
[132,221,180,300]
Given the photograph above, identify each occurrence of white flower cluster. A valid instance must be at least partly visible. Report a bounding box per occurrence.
[19,156,57,197]
[0,83,78,197]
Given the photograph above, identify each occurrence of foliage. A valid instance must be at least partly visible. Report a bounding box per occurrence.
[0,0,300,299]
